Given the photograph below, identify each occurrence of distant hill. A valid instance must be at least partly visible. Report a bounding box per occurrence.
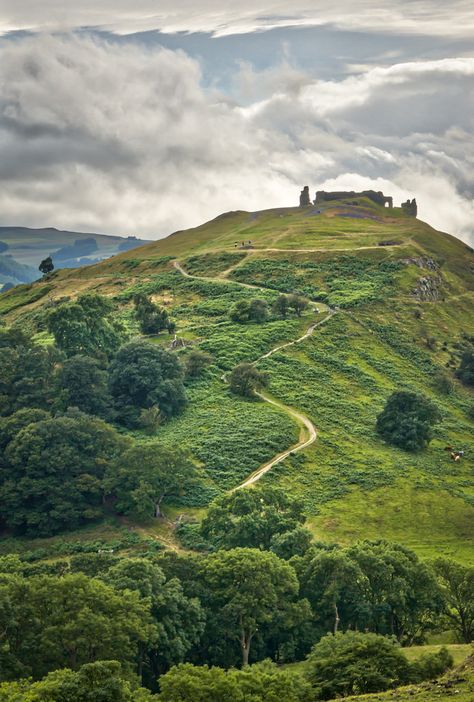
[1,198,473,562]
[0,226,151,270]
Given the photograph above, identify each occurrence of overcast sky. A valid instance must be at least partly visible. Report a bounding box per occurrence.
[0,2,473,244]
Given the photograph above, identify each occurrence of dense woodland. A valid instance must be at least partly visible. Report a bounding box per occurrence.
[0,284,473,699]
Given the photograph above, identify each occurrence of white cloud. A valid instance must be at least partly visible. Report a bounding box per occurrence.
[1,1,474,38]
[0,34,473,246]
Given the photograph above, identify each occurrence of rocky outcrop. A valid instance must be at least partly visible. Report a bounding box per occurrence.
[403,257,439,271]
[413,275,442,301]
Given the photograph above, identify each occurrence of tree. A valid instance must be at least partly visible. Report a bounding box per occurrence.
[0,335,60,416]
[346,540,443,643]
[39,256,54,276]
[434,559,474,643]
[298,550,368,636]
[54,355,114,419]
[456,347,474,386]
[134,294,174,335]
[47,294,125,358]
[139,405,163,434]
[158,660,311,702]
[230,299,268,324]
[201,485,308,552]
[376,391,441,451]
[0,573,153,681]
[287,294,308,317]
[249,299,269,323]
[0,408,50,450]
[103,559,205,683]
[105,444,197,518]
[108,341,186,427]
[184,350,212,379]
[272,295,289,319]
[1,411,129,535]
[305,631,411,699]
[228,363,268,398]
[0,661,156,701]
[201,548,303,667]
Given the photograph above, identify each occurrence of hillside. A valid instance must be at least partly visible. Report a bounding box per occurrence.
[0,225,151,270]
[1,197,473,563]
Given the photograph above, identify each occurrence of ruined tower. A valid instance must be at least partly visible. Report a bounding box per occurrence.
[299,186,311,207]
[401,198,417,217]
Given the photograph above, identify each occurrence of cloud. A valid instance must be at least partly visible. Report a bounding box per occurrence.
[0,34,472,246]
[1,1,474,38]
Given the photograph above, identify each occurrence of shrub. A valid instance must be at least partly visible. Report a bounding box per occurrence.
[376,391,441,451]
[305,632,411,699]
[228,363,268,397]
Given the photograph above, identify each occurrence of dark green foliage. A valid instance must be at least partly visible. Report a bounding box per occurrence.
[434,558,474,643]
[228,362,268,397]
[39,256,54,276]
[108,340,186,427]
[104,444,198,518]
[201,485,308,552]
[0,661,156,701]
[305,631,411,699]
[376,390,441,451]
[103,558,205,683]
[0,408,50,450]
[0,411,129,535]
[409,647,453,683]
[184,350,213,379]
[287,294,308,317]
[272,294,289,318]
[54,355,114,419]
[296,540,443,644]
[433,369,454,395]
[456,347,474,386]
[0,573,152,681]
[47,294,125,358]
[230,298,268,324]
[134,294,174,335]
[200,548,307,666]
[0,332,60,416]
[158,660,312,702]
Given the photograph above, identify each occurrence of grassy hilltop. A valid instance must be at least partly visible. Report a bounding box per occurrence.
[1,197,473,562]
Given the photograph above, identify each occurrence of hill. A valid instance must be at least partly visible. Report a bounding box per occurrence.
[1,197,473,563]
[0,225,151,270]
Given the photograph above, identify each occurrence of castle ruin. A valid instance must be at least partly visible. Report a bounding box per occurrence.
[401,198,417,217]
[299,186,311,207]
[314,190,393,208]
[298,187,417,216]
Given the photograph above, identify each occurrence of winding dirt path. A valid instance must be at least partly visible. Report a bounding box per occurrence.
[173,259,336,489]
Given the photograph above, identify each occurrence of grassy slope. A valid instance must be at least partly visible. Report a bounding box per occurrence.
[324,653,474,702]
[1,199,473,562]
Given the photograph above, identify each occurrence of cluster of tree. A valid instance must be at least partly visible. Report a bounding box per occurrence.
[0,538,466,699]
[376,390,441,451]
[229,294,308,324]
[134,294,176,336]
[0,301,198,535]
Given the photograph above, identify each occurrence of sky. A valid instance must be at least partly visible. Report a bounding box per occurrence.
[0,2,473,244]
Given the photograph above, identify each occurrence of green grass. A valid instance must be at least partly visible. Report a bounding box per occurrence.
[1,200,472,563]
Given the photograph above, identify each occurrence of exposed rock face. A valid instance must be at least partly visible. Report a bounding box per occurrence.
[403,257,439,271]
[315,189,393,208]
[401,198,417,217]
[299,186,311,207]
[413,275,442,301]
